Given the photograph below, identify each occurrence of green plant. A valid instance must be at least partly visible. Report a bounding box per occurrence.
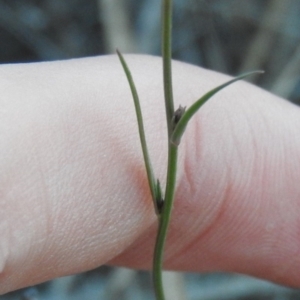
[117,1,262,299]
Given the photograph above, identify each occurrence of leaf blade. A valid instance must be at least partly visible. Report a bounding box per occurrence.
[117,50,160,214]
[171,70,264,146]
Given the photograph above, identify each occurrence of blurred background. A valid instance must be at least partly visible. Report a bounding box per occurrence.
[1,0,300,299]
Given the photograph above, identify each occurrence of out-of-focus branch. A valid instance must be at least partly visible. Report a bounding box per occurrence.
[0,2,66,60]
[187,274,293,300]
[97,0,137,53]
[270,43,300,99]
[239,0,289,81]
[163,271,187,300]
[102,268,136,299]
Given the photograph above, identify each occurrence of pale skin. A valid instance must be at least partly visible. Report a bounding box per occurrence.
[0,55,300,295]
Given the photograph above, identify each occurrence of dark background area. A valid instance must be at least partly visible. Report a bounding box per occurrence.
[0,0,299,103]
[1,0,300,299]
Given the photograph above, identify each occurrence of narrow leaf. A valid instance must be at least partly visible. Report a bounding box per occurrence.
[171,70,264,146]
[117,50,160,214]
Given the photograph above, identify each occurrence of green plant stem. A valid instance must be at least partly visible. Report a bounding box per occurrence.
[153,0,176,299]
[162,0,174,136]
[153,144,178,300]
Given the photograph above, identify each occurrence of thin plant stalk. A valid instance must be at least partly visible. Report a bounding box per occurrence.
[153,145,177,300]
[162,0,174,136]
[154,1,263,299]
[152,0,178,299]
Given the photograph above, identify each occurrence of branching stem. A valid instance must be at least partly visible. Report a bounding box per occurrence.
[117,1,263,299]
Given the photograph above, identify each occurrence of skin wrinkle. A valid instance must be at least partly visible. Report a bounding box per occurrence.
[15,95,77,267]
[42,124,98,258]
[163,104,235,266]
[229,124,272,273]
[258,216,300,286]
[171,103,258,270]
[83,125,155,261]
[181,118,199,199]
[168,179,234,268]
[222,98,267,215]
[233,103,300,284]
[265,143,300,285]
[230,109,252,169]
[164,89,292,276]
[66,92,151,262]
[104,124,153,215]
[240,103,266,203]
[259,178,300,283]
